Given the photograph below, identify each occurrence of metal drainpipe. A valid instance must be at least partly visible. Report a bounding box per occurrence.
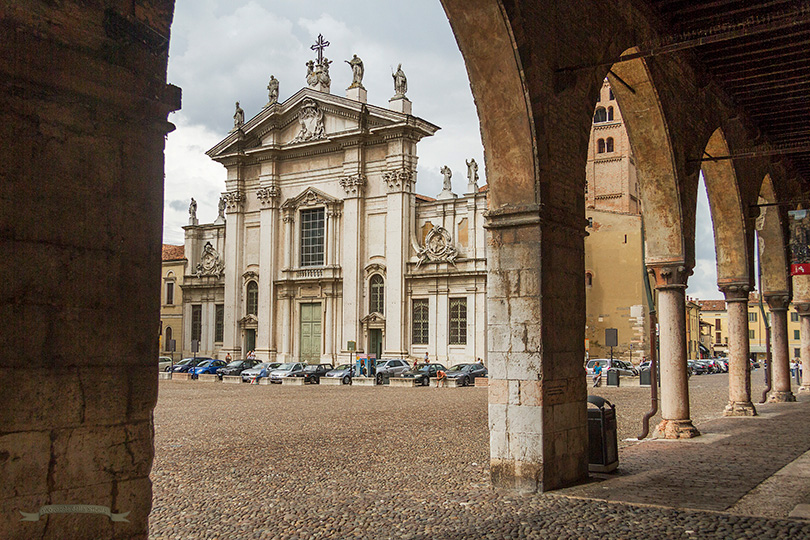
[638,218,658,440]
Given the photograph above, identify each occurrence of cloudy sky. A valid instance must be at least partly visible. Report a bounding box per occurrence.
[163,0,721,300]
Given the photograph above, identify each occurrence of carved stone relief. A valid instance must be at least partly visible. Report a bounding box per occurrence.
[382,168,414,192]
[415,226,458,268]
[340,174,366,195]
[256,186,280,204]
[222,191,245,212]
[290,98,326,144]
[195,242,225,277]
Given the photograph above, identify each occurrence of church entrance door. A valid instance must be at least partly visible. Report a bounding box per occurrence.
[369,329,382,360]
[300,302,322,364]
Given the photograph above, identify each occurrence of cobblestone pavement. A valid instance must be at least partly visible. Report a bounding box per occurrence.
[149,372,810,539]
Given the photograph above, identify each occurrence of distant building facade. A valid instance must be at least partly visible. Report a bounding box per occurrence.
[160,244,186,358]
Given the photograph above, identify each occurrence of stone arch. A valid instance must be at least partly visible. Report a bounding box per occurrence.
[757,174,790,295]
[701,128,751,287]
[608,55,685,266]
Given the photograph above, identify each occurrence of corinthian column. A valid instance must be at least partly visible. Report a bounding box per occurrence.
[649,265,700,438]
[721,285,756,416]
[798,303,810,393]
[766,294,796,402]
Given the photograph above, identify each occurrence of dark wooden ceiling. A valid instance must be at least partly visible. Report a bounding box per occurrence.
[648,0,810,183]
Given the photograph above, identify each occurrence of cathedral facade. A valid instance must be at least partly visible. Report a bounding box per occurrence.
[180,59,487,366]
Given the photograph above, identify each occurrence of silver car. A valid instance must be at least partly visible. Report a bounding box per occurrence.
[269,362,305,383]
[241,362,281,382]
[375,359,411,377]
[585,359,637,377]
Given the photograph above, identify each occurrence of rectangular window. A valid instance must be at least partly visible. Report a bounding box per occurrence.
[449,297,467,345]
[749,329,755,340]
[166,282,174,305]
[796,348,802,358]
[191,304,202,343]
[791,312,799,322]
[748,312,757,322]
[215,304,224,342]
[715,332,722,344]
[412,299,429,345]
[715,318,721,329]
[300,208,325,267]
[795,330,801,341]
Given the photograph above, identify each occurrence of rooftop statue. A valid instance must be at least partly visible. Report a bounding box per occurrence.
[267,75,279,105]
[393,64,407,97]
[346,54,364,88]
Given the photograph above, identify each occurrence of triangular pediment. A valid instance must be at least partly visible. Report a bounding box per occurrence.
[360,312,386,324]
[281,186,341,210]
[206,88,439,161]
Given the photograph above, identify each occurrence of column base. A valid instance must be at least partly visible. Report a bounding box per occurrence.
[491,458,541,493]
[655,419,700,439]
[767,390,797,402]
[723,401,757,417]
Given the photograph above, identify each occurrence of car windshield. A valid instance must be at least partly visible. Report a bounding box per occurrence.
[226,361,243,367]
[275,363,297,370]
[414,364,432,372]
[448,364,469,372]
[176,358,192,365]
[252,363,270,370]
[303,365,318,372]
[199,360,213,367]
[334,364,350,370]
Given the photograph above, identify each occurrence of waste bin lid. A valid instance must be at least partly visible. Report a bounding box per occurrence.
[587,395,613,409]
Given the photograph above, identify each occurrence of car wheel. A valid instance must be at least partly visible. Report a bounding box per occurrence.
[342,375,351,385]
[376,373,383,385]
[423,376,430,387]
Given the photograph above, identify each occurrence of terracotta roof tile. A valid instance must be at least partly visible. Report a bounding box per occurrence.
[162,244,185,261]
[697,299,726,311]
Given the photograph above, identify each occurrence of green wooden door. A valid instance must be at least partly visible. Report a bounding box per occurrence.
[369,329,382,360]
[244,329,256,355]
[299,303,321,363]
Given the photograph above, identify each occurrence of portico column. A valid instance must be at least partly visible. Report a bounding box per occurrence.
[650,265,700,438]
[721,286,756,416]
[798,304,810,393]
[766,294,796,402]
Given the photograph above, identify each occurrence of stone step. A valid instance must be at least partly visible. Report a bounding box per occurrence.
[319,377,344,386]
[172,373,193,381]
[198,374,220,382]
[282,377,305,385]
[158,372,172,380]
[258,378,273,385]
[474,377,489,387]
[389,377,417,387]
[222,375,243,384]
[353,377,377,386]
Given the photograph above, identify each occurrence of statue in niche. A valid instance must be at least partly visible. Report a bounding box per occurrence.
[466,158,479,185]
[233,101,244,129]
[290,97,326,144]
[392,64,407,96]
[440,165,452,191]
[267,75,279,105]
[346,54,364,88]
[189,198,197,221]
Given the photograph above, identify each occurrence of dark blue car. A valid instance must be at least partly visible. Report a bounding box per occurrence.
[170,357,213,373]
[191,359,227,376]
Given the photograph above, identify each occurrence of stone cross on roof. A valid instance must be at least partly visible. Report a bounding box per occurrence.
[310,34,330,65]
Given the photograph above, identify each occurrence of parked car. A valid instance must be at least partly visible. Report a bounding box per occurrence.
[158,356,173,371]
[400,363,447,386]
[217,359,260,379]
[445,363,488,386]
[241,362,281,382]
[585,359,637,377]
[292,363,334,384]
[168,357,212,373]
[325,364,355,385]
[269,362,306,383]
[374,359,412,383]
[191,359,227,376]
[688,360,709,375]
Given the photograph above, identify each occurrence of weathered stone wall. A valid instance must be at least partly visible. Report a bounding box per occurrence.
[0,2,177,538]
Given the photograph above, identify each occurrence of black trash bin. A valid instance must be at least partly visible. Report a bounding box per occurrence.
[639,368,651,386]
[587,395,619,473]
[606,368,620,387]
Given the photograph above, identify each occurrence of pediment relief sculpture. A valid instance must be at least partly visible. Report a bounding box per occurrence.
[281,187,341,211]
[289,98,326,144]
[364,263,386,277]
[414,226,458,269]
[242,270,259,283]
[195,242,225,277]
[239,314,258,326]
[361,312,385,324]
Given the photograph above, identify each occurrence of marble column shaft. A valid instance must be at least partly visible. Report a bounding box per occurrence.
[650,265,699,438]
[722,288,756,416]
[766,295,796,402]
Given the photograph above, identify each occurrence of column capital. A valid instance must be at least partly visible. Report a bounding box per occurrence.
[222,190,245,213]
[256,185,280,206]
[382,168,413,193]
[765,293,791,311]
[794,302,810,315]
[719,283,751,302]
[647,264,692,290]
[340,174,366,196]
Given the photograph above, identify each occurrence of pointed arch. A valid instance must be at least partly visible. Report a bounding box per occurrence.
[701,128,751,287]
[757,175,790,294]
[608,54,684,265]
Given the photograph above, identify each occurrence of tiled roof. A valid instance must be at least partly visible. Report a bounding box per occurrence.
[697,299,726,311]
[415,194,436,202]
[162,244,185,261]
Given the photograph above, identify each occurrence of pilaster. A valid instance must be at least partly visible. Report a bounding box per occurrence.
[796,303,810,393]
[256,183,280,360]
[221,190,245,358]
[340,174,365,358]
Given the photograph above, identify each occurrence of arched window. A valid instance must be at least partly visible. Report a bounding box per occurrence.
[593,107,607,123]
[606,137,614,152]
[369,274,384,314]
[164,327,173,350]
[585,272,593,288]
[246,281,258,316]
[597,139,606,153]
[607,106,614,121]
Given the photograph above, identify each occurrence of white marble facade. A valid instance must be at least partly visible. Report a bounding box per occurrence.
[181,62,487,366]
